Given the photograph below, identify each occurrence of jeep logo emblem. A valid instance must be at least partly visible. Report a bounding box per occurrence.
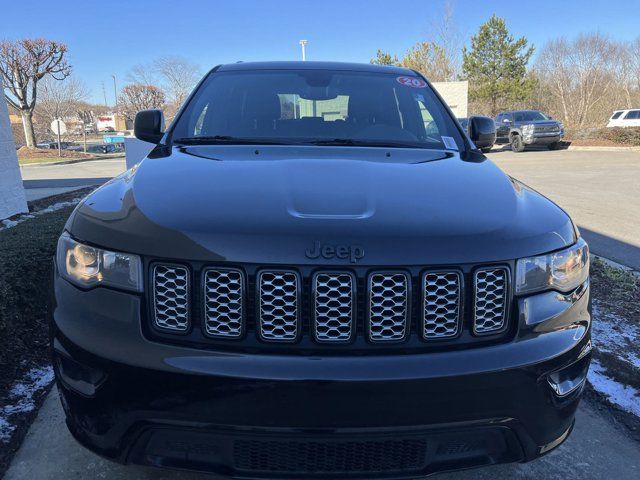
[305,240,365,263]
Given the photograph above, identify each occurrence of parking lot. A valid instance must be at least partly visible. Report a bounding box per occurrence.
[488,148,640,269]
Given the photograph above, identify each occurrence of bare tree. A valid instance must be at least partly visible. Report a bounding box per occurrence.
[428,0,463,80]
[536,33,622,128]
[155,55,201,106]
[118,83,166,121]
[36,76,88,127]
[0,38,71,147]
[128,55,200,108]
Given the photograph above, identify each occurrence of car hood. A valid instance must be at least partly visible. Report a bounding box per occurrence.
[69,145,576,265]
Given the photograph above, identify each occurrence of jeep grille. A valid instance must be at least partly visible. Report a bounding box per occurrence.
[203,268,244,338]
[473,267,509,334]
[368,272,409,342]
[313,273,355,343]
[258,271,299,342]
[422,271,462,339]
[152,264,189,332]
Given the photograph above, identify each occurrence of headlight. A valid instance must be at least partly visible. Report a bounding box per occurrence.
[521,124,535,135]
[515,238,589,295]
[56,232,143,292]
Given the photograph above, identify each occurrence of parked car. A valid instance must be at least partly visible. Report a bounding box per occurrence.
[87,143,117,154]
[495,110,564,152]
[606,109,640,128]
[458,116,496,152]
[52,61,591,478]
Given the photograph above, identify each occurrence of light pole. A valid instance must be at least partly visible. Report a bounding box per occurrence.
[299,40,308,61]
[111,74,118,113]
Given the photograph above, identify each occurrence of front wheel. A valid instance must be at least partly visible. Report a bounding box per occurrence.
[548,142,561,150]
[511,135,525,152]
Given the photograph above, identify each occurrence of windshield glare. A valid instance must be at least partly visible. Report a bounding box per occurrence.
[513,111,549,122]
[171,69,465,151]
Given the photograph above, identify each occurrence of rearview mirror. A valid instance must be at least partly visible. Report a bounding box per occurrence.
[469,116,496,149]
[134,109,165,144]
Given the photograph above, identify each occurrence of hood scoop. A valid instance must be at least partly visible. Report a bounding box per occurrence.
[285,160,376,219]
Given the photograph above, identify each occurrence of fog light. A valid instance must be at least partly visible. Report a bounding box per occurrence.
[55,354,107,397]
[547,350,591,397]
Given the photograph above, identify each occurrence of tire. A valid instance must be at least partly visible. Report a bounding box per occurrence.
[511,135,525,152]
[548,142,561,150]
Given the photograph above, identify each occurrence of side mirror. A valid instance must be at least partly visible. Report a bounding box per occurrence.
[134,109,165,144]
[503,117,511,123]
[469,116,496,149]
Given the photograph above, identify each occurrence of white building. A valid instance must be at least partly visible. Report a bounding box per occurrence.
[432,81,468,118]
[0,92,27,220]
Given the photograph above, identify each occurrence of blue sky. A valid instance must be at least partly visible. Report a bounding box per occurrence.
[2,0,639,104]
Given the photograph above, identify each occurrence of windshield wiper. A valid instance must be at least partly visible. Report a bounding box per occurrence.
[308,138,426,149]
[173,136,297,146]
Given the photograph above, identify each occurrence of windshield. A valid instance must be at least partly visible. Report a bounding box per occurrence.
[171,69,466,151]
[513,111,549,122]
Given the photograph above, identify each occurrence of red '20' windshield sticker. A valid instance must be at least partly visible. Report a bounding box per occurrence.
[396,76,427,88]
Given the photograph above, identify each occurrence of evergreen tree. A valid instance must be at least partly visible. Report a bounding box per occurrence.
[462,15,535,114]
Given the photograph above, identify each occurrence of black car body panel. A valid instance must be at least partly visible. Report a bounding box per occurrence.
[69,146,574,265]
[52,61,590,478]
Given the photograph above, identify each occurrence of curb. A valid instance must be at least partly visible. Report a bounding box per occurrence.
[20,154,125,167]
[566,145,640,152]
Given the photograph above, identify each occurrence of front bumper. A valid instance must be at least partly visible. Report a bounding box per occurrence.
[523,133,563,145]
[51,271,591,479]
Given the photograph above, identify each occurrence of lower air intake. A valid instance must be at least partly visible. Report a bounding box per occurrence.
[233,438,428,474]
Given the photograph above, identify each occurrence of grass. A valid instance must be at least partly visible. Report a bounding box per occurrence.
[0,201,78,474]
[590,257,640,323]
[0,207,75,388]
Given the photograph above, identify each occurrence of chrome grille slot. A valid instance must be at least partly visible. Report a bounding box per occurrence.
[203,268,244,338]
[368,272,409,342]
[422,271,461,339]
[152,264,189,332]
[314,273,355,343]
[258,271,299,342]
[474,267,509,334]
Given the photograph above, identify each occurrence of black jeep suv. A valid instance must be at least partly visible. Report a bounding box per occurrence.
[495,110,564,152]
[51,62,591,478]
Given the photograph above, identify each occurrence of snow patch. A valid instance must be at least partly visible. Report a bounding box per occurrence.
[588,360,640,417]
[0,197,82,232]
[591,302,640,369]
[0,366,54,443]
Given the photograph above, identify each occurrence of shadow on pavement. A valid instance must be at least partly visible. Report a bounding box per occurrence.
[578,226,640,270]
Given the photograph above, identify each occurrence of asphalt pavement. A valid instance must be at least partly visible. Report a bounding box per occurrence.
[20,157,125,201]
[488,148,640,269]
